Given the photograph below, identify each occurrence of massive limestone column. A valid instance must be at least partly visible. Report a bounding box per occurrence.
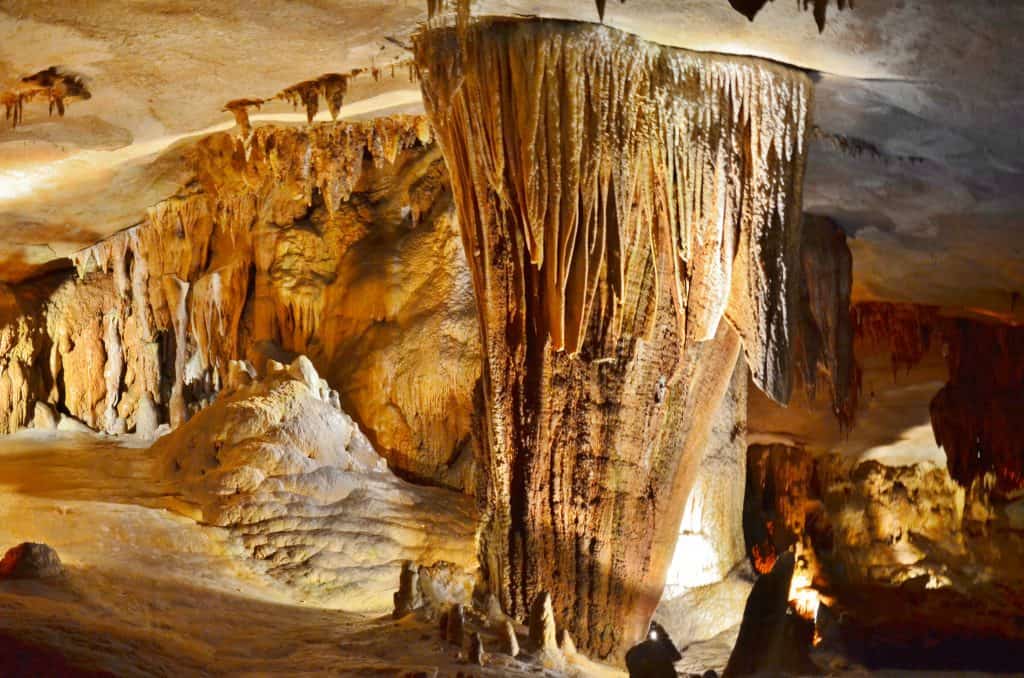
[416,19,811,658]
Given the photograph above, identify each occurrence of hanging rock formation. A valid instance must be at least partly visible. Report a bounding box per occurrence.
[795,215,856,428]
[416,18,812,658]
[931,319,1024,494]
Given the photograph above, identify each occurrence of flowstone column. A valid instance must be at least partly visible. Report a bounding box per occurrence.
[416,19,811,659]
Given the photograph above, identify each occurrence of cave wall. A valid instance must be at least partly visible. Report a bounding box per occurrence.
[0,116,480,490]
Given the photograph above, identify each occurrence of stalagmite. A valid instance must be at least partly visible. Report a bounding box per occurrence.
[31,402,57,430]
[469,632,485,665]
[529,592,559,654]
[446,603,465,646]
[416,18,811,658]
[501,620,520,657]
[102,311,124,434]
[394,561,424,618]
[0,116,477,490]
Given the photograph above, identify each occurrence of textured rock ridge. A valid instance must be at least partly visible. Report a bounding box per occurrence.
[416,18,812,658]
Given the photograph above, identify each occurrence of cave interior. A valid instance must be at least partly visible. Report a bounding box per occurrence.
[0,1,1023,676]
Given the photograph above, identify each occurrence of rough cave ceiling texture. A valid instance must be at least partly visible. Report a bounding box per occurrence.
[1,0,1023,322]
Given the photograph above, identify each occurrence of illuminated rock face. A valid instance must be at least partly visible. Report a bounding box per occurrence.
[417,19,811,658]
[0,116,480,489]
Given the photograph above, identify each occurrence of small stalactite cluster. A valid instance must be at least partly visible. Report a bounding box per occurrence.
[426,0,851,29]
[416,18,812,658]
[2,66,91,129]
[852,301,938,376]
[728,0,853,32]
[931,320,1024,494]
[223,62,419,137]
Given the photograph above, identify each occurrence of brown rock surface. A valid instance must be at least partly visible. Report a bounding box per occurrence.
[417,17,812,658]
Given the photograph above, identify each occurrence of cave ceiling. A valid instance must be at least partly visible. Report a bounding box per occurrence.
[0,0,1022,324]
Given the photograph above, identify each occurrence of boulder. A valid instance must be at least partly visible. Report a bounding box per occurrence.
[0,543,64,580]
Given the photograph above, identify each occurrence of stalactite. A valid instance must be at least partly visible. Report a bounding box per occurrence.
[415,18,811,659]
[743,444,817,575]
[417,18,809,402]
[163,276,190,429]
[727,0,852,31]
[102,311,124,434]
[279,79,322,123]
[224,98,264,138]
[1,66,91,129]
[931,319,1024,494]
[7,115,470,488]
[795,215,856,428]
[189,262,250,388]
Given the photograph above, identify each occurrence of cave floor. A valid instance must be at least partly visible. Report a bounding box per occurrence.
[0,433,618,677]
[0,433,1010,677]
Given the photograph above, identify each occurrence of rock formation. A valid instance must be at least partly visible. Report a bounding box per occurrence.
[0,115,479,490]
[153,355,478,612]
[528,591,559,654]
[723,551,815,677]
[0,542,64,580]
[1,67,91,129]
[656,360,752,647]
[416,18,813,657]
[501,619,520,657]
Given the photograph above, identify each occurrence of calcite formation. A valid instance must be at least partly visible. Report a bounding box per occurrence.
[416,18,812,657]
[656,359,753,648]
[153,355,478,612]
[0,116,479,489]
